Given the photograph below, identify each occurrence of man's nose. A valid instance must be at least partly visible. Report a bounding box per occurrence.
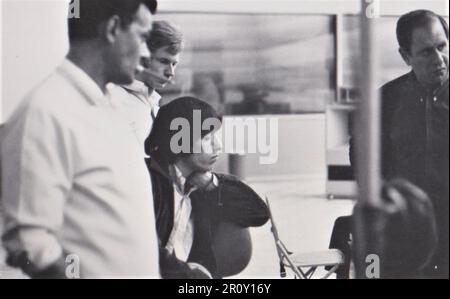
[140,43,150,60]
[165,65,175,78]
[431,48,446,66]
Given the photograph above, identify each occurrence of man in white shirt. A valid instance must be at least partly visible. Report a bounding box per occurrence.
[109,20,184,146]
[1,0,160,278]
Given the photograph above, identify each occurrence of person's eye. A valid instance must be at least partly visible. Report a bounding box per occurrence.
[437,44,447,51]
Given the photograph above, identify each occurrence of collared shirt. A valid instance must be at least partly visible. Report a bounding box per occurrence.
[380,72,449,272]
[381,73,449,241]
[381,73,449,196]
[108,81,161,147]
[165,165,196,262]
[1,59,160,278]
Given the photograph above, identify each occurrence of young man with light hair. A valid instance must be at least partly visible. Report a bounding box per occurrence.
[109,20,184,146]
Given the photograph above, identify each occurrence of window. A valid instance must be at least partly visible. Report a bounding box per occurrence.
[156,13,335,115]
[340,15,450,103]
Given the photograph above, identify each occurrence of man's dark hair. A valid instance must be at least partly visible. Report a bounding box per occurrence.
[146,97,222,165]
[396,10,449,54]
[68,0,157,42]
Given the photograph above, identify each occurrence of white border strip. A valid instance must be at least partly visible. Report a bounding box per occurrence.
[159,0,361,15]
[245,174,326,184]
[0,0,3,124]
[158,0,448,16]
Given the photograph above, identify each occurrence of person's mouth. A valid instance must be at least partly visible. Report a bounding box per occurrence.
[158,79,168,86]
[432,67,447,75]
[160,78,174,85]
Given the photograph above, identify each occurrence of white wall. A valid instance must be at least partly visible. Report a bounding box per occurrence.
[211,115,326,181]
[1,0,69,123]
[159,0,448,15]
[242,114,326,181]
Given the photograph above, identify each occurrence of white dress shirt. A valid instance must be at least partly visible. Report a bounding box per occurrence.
[1,59,160,278]
[108,81,161,147]
[165,165,196,262]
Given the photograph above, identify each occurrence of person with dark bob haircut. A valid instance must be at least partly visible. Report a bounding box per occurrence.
[146,96,269,279]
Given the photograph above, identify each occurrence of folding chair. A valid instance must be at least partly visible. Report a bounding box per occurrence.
[265,197,345,279]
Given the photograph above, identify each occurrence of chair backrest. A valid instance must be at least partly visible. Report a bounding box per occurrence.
[265,197,281,241]
[212,221,252,278]
[265,197,304,278]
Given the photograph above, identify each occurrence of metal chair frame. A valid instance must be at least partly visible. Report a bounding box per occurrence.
[266,197,344,279]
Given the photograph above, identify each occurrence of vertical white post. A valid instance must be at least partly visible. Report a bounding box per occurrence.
[357,0,381,203]
[0,0,3,124]
[353,0,383,278]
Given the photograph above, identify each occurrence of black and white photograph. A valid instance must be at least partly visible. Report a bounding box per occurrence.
[0,0,448,283]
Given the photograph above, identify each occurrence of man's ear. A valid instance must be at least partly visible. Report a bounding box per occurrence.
[103,15,121,44]
[399,47,411,66]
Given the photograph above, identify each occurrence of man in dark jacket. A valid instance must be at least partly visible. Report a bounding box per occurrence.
[346,10,448,278]
[145,96,269,279]
[379,10,448,278]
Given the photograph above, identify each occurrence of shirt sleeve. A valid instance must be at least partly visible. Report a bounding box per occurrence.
[1,101,72,272]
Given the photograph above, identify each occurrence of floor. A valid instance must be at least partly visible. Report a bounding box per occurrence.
[0,179,354,279]
[233,179,354,279]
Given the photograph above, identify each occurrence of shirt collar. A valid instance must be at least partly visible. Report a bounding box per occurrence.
[149,90,162,109]
[436,77,449,96]
[169,164,187,195]
[409,71,450,97]
[122,80,148,95]
[168,164,198,196]
[121,80,162,108]
[58,58,109,107]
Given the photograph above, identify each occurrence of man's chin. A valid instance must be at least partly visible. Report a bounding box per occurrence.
[115,74,134,86]
[152,81,167,89]
[435,75,448,86]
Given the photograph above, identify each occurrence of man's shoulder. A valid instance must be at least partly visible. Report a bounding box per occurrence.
[213,173,258,193]
[9,71,78,121]
[107,84,131,101]
[108,83,149,108]
[4,66,102,139]
[214,173,240,183]
[380,72,413,97]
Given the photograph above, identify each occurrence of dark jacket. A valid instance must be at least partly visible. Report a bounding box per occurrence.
[147,157,269,279]
[350,71,449,276]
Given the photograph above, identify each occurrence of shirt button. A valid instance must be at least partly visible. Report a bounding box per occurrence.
[433,97,437,102]
[420,98,423,103]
